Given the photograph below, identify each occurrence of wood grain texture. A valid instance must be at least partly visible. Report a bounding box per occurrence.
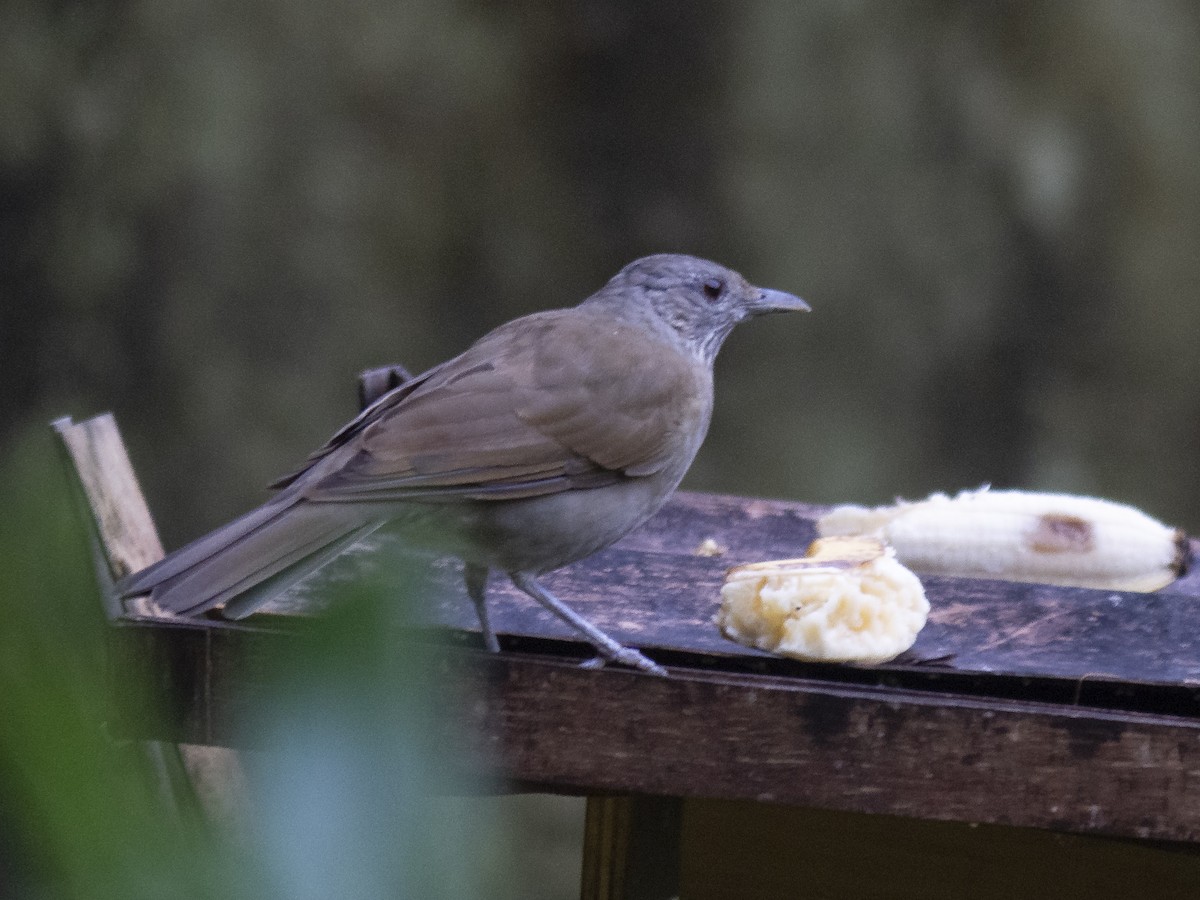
[54,413,245,825]
[54,414,165,590]
[267,491,1200,711]
[443,654,1200,843]
[107,620,1200,842]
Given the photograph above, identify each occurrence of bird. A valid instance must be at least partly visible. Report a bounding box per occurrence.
[118,254,808,676]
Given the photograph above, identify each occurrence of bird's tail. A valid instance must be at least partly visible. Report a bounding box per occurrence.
[117,497,381,618]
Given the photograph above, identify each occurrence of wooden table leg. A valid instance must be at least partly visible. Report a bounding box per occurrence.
[582,795,682,900]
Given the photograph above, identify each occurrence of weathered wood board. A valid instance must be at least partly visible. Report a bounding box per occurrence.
[265,491,1200,707]
[109,618,1200,842]
[101,490,1200,842]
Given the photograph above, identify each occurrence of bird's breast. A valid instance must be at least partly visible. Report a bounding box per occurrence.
[437,469,686,574]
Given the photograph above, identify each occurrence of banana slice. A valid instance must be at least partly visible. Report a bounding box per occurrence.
[718,537,929,664]
[818,488,1189,592]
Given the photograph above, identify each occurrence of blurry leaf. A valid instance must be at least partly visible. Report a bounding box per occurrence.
[238,575,504,900]
[0,425,242,898]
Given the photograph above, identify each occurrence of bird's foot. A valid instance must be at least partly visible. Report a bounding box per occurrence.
[465,563,501,652]
[508,571,668,676]
[607,646,668,677]
[579,648,667,677]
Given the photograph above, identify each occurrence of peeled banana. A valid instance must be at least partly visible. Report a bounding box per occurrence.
[817,487,1189,592]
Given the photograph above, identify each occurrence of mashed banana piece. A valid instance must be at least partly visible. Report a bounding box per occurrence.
[718,537,929,664]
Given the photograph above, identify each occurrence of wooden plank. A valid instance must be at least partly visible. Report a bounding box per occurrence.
[53,413,243,825]
[262,497,1200,706]
[106,619,1200,843]
[446,655,1200,844]
[580,796,682,900]
[53,415,165,609]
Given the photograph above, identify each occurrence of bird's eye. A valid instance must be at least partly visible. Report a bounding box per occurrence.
[702,278,724,300]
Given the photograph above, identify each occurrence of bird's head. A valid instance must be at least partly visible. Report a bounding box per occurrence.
[586,254,809,363]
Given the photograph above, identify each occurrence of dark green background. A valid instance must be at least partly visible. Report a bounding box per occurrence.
[7,2,1198,539]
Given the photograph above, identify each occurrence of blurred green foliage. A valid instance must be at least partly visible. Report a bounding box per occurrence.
[0,423,580,897]
[0,426,234,898]
[233,578,510,900]
[3,0,1200,894]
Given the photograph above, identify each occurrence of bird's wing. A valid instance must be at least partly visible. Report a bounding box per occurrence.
[292,309,710,503]
[509,312,712,477]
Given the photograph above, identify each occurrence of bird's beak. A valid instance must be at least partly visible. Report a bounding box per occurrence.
[748,287,810,316]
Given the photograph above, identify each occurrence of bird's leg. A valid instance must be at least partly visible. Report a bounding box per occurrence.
[508,571,668,677]
[464,563,500,652]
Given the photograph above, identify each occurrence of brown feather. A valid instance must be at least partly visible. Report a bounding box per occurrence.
[295,309,710,504]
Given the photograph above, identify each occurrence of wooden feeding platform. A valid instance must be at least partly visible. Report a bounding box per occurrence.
[54,394,1200,899]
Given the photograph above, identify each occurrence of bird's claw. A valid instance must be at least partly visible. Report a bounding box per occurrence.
[577,647,666,677]
[612,646,668,677]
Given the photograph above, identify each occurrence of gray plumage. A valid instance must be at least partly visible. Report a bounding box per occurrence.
[118,254,808,675]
